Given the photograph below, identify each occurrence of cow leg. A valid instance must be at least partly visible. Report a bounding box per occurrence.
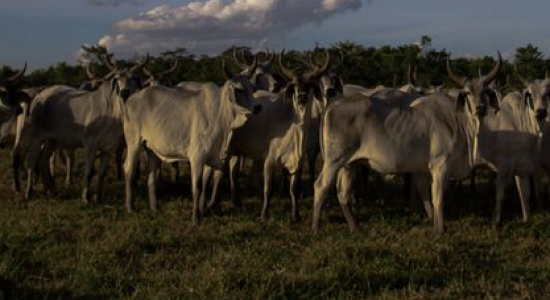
[430,162,449,234]
[312,159,346,233]
[82,148,97,204]
[261,161,273,221]
[515,175,531,223]
[124,144,140,213]
[189,159,204,226]
[12,147,22,193]
[229,157,241,208]
[494,171,512,227]
[40,144,57,196]
[412,174,433,220]
[95,152,111,204]
[115,143,124,180]
[308,151,318,194]
[289,173,301,223]
[64,149,75,186]
[24,140,44,199]
[171,162,180,183]
[210,169,223,210]
[336,166,358,232]
[145,149,160,212]
[49,151,57,179]
[199,165,212,214]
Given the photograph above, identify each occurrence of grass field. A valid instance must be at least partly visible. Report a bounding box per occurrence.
[1,148,550,299]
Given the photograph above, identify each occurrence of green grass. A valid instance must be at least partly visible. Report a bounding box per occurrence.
[0,149,550,299]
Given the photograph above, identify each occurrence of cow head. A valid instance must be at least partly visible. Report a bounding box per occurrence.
[515,64,550,127]
[447,52,502,119]
[307,50,343,109]
[0,63,27,108]
[234,49,285,93]
[279,50,327,122]
[222,59,262,118]
[104,54,148,101]
[143,58,179,87]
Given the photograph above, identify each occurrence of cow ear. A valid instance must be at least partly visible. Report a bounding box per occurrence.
[313,84,323,102]
[111,78,118,92]
[455,92,469,112]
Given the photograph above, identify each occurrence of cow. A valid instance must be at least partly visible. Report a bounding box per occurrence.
[447,54,541,225]
[234,48,285,93]
[16,55,148,202]
[122,59,261,225]
[514,68,550,211]
[311,53,503,234]
[205,51,330,221]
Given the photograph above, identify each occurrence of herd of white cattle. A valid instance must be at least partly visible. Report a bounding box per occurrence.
[1,48,549,234]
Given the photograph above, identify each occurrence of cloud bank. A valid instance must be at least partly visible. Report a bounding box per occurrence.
[96,0,362,56]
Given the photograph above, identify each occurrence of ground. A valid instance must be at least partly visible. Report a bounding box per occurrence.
[0,149,550,299]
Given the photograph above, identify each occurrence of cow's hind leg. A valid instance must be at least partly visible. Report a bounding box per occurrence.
[494,170,512,227]
[289,173,301,223]
[336,166,358,232]
[430,161,449,234]
[312,158,347,233]
[413,174,433,220]
[189,158,204,226]
[124,140,141,213]
[261,161,273,221]
[515,175,530,223]
[145,149,160,212]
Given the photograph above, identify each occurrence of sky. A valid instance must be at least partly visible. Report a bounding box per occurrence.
[1,0,549,70]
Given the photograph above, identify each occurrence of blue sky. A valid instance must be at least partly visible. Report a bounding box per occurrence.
[1,0,549,70]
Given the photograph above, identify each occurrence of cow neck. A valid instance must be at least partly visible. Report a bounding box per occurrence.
[95,82,125,121]
[211,81,242,165]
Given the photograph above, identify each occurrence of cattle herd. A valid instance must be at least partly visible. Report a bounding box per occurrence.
[0,48,548,235]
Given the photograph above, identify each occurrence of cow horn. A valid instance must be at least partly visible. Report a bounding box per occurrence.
[305,50,331,82]
[446,56,467,86]
[484,51,502,84]
[131,53,149,72]
[222,60,234,80]
[278,50,299,82]
[244,54,258,77]
[158,58,179,77]
[514,62,528,86]
[8,63,27,82]
[104,53,117,71]
[260,51,274,67]
[233,48,248,70]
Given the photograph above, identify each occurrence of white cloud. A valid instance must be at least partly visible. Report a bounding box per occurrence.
[96,0,362,56]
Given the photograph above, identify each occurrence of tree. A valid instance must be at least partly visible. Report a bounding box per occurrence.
[515,43,544,80]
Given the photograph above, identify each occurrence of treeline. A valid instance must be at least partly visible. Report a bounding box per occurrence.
[1,36,549,90]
